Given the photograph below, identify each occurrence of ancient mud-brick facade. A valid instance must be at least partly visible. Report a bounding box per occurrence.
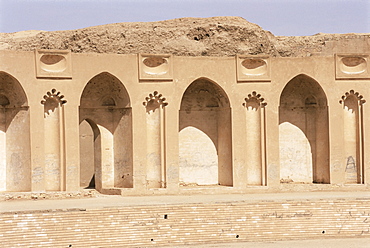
[0,40,370,194]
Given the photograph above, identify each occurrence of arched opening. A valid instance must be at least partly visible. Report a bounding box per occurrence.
[341,90,365,184]
[79,72,133,190]
[279,74,330,184]
[43,93,65,191]
[0,72,30,192]
[179,78,232,186]
[143,91,168,188]
[243,92,267,186]
[344,95,360,183]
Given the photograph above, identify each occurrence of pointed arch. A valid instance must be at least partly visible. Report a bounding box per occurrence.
[179,77,230,112]
[79,72,133,190]
[80,72,130,109]
[279,74,330,184]
[179,77,232,186]
[0,71,28,107]
[340,90,366,184]
[0,71,30,192]
[279,74,327,108]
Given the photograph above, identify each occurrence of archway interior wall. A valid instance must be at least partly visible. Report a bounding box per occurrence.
[179,114,219,185]
[179,78,232,186]
[79,120,95,188]
[113,108,133,188]
[97,124,114,189]
[215,107,232,186]
[79,72,133,190]
[279,74,330,184]
[5,109,30,191]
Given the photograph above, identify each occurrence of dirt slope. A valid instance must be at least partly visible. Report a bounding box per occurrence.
[0,17,369,57]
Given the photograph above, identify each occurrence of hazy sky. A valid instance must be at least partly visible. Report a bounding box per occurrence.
[0,0,369,36]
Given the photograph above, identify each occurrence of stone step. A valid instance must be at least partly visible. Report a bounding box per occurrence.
[1,198,370,247]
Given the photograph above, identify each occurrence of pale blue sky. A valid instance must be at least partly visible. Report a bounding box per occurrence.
[0,0,369,36]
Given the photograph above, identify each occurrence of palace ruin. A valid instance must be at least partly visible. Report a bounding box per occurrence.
[0,16,370,195]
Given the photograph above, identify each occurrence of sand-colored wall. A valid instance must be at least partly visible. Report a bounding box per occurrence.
[0,49,369,193]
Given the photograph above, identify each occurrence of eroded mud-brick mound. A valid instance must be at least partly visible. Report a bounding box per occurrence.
[0,16,369,57]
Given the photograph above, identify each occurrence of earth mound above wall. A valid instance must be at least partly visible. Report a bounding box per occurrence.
[0,16,369,57]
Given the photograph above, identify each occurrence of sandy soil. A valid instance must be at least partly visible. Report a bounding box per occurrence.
[0,17,369,57]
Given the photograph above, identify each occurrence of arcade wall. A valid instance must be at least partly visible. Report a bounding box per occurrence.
[0,49,369,194]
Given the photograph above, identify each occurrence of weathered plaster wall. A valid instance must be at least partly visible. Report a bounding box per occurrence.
[79,120,94,188]
[0,45,369,194]
[0,72,30,192]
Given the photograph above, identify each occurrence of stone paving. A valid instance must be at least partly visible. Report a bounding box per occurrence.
[1,190,370,247]
[167,237,370,248]
[2,190,370,213]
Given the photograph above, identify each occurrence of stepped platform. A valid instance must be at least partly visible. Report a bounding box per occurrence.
[1,191,370,247]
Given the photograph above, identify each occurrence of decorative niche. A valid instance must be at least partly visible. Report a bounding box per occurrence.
[35,49,72,79]
[335,54,370,79]
[138,54,173,81]
[236,55,271,82]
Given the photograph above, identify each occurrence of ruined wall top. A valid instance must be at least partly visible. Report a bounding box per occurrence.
[0,16,369,57]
